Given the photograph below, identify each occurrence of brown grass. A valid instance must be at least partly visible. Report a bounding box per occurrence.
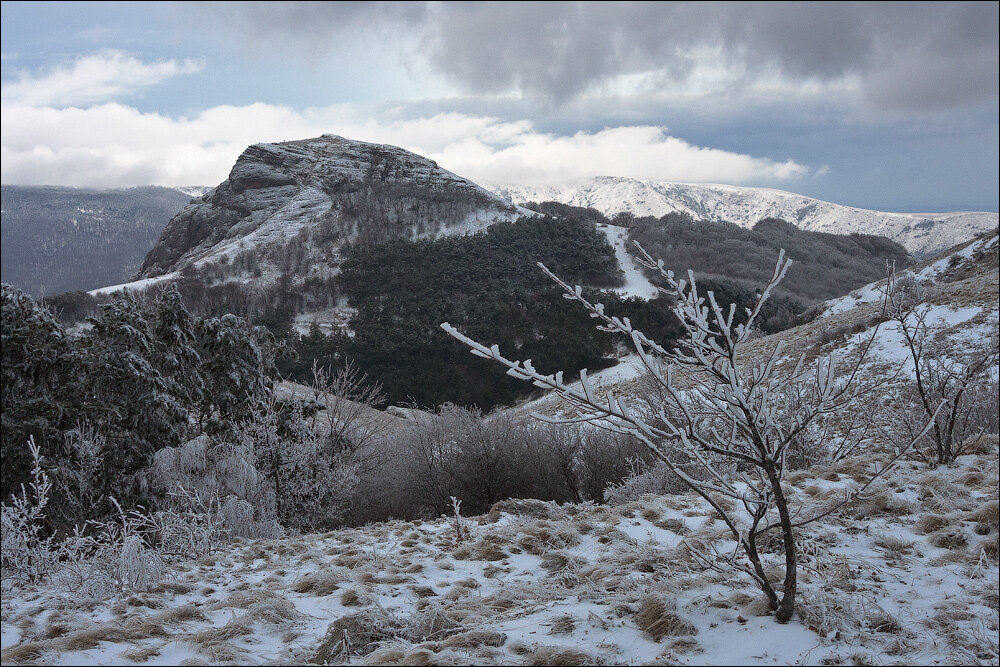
[548,613,576,636]
[189,620,252,644]
[410,585,438,598]
[120,644,164,662]
[978,536,1000,561]
[634,596,697,641]
[341,588,363,606]
[930,528,969,550]
[312,609,405,663]
[914,514,950,535]
[967,501,999,528]
[527,646,598,666]
[0,643,46,664]
[874,534,914,557]
[291,569,345,595]
[441,630,507,648]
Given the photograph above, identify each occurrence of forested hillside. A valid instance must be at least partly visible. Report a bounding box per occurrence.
[293,215,679,409]
[0,186,193,296]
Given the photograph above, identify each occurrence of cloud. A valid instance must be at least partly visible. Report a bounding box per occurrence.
[197,1,998,112]
[0,100,808,188]
[1,50,203,106]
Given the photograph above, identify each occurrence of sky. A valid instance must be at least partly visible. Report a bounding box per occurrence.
[1,1,997,212]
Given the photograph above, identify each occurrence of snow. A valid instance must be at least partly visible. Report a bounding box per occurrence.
[88,272,180,296]
[490,177,998,256]
[820,231,999,319]
[598,224,660,300]
[4,451,996,665]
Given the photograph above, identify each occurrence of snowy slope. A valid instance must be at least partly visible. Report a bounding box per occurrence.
[596,223,659,300]
[2,449,996,665]
[490,177,999,257]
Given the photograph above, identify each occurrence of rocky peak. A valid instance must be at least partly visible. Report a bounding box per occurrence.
[137,135,519,279]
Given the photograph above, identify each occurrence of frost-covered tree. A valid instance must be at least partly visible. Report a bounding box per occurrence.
[195,313,279,429]
[444,247,941,623]
[886,271,999,464]
[81,291,190,476]
[0,285,75,496]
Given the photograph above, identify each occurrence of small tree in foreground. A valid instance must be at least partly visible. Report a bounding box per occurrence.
[443,247,941,623]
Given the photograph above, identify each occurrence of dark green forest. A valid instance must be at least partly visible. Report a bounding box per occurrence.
[286,216,681,409]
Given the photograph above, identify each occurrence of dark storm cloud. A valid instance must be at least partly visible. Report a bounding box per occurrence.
[426,1,998,109]
[199,1,998,111]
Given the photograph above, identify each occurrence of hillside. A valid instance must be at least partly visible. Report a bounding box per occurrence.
[522,228,999,422]
[2,444,996,665]
[135,135,523,282]
[0,186,195,296]
[490,177,999,257]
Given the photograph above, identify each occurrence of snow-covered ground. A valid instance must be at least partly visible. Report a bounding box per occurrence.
[820,233,999,318]
[597,224,660,300]
[3,448,997,665]
[490,177,999,256]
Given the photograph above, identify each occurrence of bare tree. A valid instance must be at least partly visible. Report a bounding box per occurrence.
[306,360,387,470]
[886,272,999,464]
[443,246,941,623]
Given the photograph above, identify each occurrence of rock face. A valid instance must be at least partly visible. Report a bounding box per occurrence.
[138,135,520,278]
[489,177,999,257]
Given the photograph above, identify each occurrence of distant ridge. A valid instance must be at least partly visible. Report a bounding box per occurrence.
[0,185,196,296]
[489,176,998,256]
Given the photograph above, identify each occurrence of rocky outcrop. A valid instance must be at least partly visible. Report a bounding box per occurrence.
[137,135,519,278]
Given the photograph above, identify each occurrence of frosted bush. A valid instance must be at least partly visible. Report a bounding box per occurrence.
[0,438,60,588]
[604,460,686,506]
[150,433,283,539]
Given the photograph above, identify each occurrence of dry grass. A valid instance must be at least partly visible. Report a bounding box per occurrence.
[634,596,698,641]
[311,611,398,663]
[915,514,951,535]
[189,619,252,644]
[526,646,599,666]
[874,534,915,556]
[968,501,999,528]
[0,643,45,664]
[120,644,164,662]
[340,588,363,606]
[441,630,507,649]
[410,585,438,598]
[290,569,346,595]
[930,528,969,550]
[977,536,1000,561]
[548,614,576,636]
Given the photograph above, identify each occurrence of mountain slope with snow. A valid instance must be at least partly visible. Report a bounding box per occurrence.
[137,135,523,280]
[490,177,998,257]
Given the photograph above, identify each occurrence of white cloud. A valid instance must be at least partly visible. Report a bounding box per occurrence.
[0,99,808,188]
[1,50,203,107]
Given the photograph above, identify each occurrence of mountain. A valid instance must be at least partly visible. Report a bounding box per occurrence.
[135,134,523,281]
[0,185,196,297]
[489,177,999,257]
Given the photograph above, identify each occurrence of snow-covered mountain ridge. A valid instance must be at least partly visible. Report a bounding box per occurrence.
[489,177,998,257]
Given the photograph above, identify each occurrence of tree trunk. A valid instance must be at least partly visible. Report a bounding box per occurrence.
[766,466,798,623]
